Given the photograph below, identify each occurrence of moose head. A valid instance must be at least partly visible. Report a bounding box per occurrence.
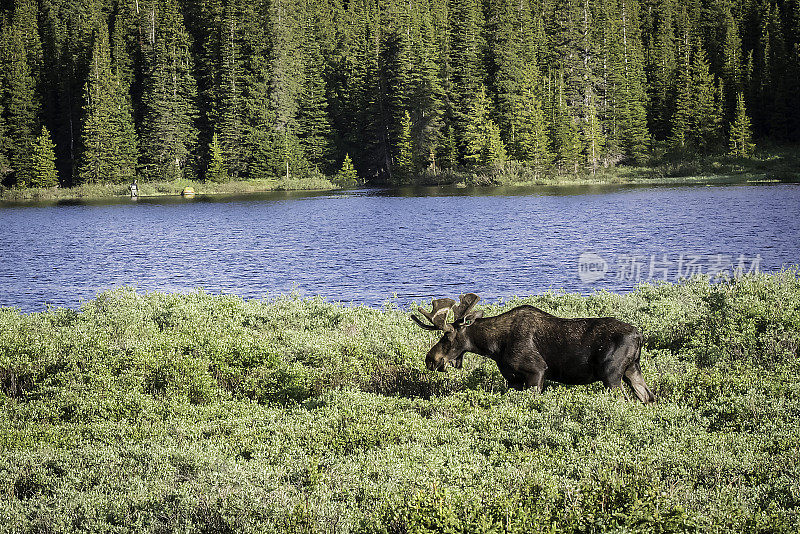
[411,293,485,371]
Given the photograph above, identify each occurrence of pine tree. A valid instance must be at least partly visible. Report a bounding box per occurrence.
[720,5,742,123]
[618,0,651,163]
[582,93,605,171]
[463,86,506,165]
[668,50,693,154]
[334,153,359,187]
[449,0,486,160]
[550,73,583,173]
[729,92,754,157]
[0,90,8,178]
[297,23,333,173]
[408,8,444,173]
[1,20,39,187]
[691,40,723,152]
[396,111,413,182]
[646,0,677,142]
[217,0,244,178]
[30,126,57,188]
[237,0,275,181]
[78,22,137,184]
[510,63,552,169]
[140,0,200,181]
[206,132,228,182]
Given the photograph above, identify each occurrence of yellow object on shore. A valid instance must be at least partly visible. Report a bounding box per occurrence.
[182,187,195,197]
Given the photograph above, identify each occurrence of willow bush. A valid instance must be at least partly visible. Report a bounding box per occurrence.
[1,271,799,532]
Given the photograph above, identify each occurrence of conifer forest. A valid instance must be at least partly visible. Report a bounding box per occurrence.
[0,0,798,188]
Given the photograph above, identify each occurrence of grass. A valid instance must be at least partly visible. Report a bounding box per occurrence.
[0,175,338,203]
[420,144,800,187]
[1,271,800,532]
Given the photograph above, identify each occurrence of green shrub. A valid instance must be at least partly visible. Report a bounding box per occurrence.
[1,271,799,532]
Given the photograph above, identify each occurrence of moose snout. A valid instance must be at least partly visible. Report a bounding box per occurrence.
[426,354,446,372]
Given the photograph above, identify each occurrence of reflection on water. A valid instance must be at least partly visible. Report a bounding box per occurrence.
[1,182,799,312]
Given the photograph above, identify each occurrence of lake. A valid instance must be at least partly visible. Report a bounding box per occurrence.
[1,182,799,313]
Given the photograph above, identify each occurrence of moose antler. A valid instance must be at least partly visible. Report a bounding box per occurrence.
[411,298,456,332]
[452,293,480,324]
[411,294,482,331]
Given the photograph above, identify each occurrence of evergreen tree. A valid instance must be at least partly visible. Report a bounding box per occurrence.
[690,40,723,152]
[1,19,39,187]
[297,21,333,173]
[510,63,552,169]
[729,92,754,157]
[449,0,486,160]
[720,5,742,122]
[141,0,200,181]
[646,0,677,142]
[396,110,413,182]
[549,73,583,173]
[463,86,506,165]
[206,132,228,182]
[217,0,244,178]
[0,91,8,178]
[582,93,605,171]
[618,0,651,163]
[78,22,137,184]
[334,153,359,187]
[408,8,444,173]
[30,126,58,188]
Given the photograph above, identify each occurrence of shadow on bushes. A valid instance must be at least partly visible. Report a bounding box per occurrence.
[363,365,507,399]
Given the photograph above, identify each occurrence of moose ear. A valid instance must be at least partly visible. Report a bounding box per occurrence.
[460,310,484,327]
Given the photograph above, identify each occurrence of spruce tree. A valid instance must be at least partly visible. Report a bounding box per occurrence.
[237,1,275,181]
[463,86,507,165]
[408,9,444,173]
[206,132,228,182]
[720,5,742,122]
[396,111,413,182]
[449,0,486,160]
[511,63,552,169]
[334,153,359,187]
[78,22,137,184]
[691,41,723,152]
[141,0,200,181]
[1,20,39,187]
[669,51,693,154]
[646,0,677,142]
[30,126,57,188]
[297,17,333,173]
[217,0,244,178]
[729,92,754,157]
[0,92,8,178]
[550,73,582,173]
[618,0,651,163]
[582,93,605,171]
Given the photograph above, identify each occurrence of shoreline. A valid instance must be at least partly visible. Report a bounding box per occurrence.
[2,146,800,203]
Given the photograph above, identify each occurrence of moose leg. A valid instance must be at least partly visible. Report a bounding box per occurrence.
[601,339,634,400]
[623,362,655,403]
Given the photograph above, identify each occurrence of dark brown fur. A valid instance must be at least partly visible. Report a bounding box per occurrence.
[420,305,655,403]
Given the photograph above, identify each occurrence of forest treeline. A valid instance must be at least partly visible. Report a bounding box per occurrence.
[0,0,798,188]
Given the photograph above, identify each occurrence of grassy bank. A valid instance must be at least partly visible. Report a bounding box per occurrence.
[0,175,338,203]
[422,145,800,187]
[2,272,800,532]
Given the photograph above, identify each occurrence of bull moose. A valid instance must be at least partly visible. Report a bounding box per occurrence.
[411,293,655,403]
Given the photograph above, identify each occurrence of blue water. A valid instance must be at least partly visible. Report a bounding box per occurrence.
[1,183,798,312]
